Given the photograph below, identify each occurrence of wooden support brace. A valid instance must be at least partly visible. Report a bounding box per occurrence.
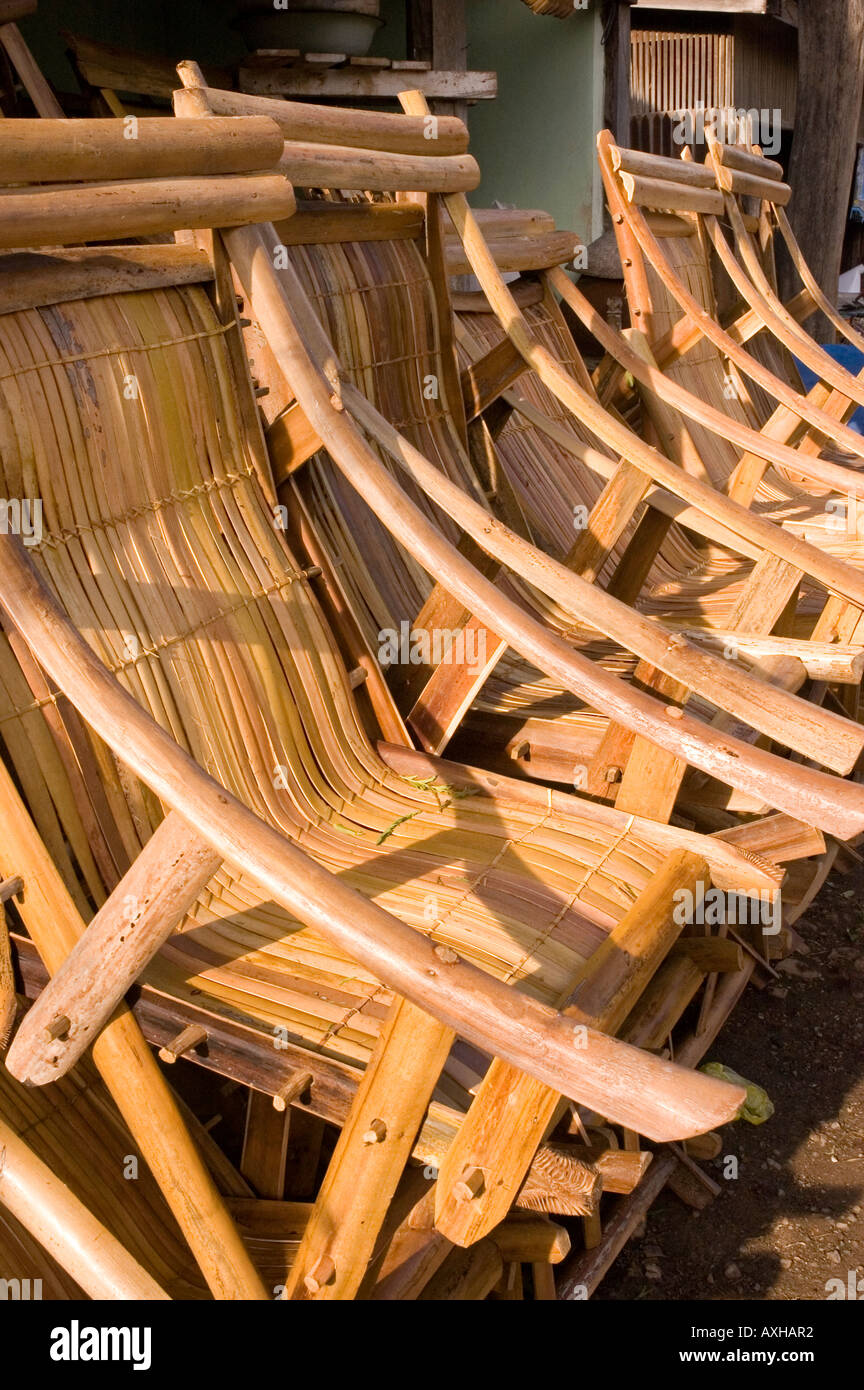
[6,812,222,1085]
[284,998,455,1301]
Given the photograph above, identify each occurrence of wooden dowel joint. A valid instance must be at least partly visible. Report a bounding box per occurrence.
[272,1069,313,1112]
[158,1022,208,1064]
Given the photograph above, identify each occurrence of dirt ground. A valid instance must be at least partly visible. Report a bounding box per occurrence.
[598,867,864,1302]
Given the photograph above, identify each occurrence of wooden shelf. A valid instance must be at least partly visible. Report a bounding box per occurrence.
[238,55,496,102]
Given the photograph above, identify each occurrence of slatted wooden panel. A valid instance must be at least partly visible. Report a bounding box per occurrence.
[630,31,734,118]
[630,30,734,153]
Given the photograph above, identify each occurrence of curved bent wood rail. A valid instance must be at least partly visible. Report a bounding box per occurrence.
[0,537,744,1141]
[704,134,864,381]
[774,204,864,353]
[547,265,864,502]
[703,197,864,414]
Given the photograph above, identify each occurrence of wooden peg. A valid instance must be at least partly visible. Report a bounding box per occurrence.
[272,1069,313,1113]
[454,1166,485,1202]
[362,1118,387,1145]
[158,1023,207,1065]
[348,666,369,689]
[303,1254,336,1294]
[44,1014,70,1042]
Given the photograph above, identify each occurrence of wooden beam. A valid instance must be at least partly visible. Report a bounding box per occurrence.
[0,174,296,250]
[0,117,284,183]
[239,65,496,102]
[0,246,213,316]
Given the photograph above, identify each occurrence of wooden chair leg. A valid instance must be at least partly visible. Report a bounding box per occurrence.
[283,998,454,1300]
[432,850,710,1248]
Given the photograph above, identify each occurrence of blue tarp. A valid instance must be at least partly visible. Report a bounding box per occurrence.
[794,342,864,434]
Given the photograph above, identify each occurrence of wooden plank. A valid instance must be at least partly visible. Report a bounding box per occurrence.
[461,335,527,421]
[267,403,324,479]
[0,246,213,316]
[1,19,63,117]
[238,66,497,101]
[65,32,231,99]
[241,1091,291,1199]
[274,199,424,246]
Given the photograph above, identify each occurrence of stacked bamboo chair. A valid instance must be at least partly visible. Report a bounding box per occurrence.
[159,72,864,1285]
[0,108,768,1301]
[0,42,862,1299]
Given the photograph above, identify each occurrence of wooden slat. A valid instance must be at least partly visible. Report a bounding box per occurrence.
[239,65,497,102]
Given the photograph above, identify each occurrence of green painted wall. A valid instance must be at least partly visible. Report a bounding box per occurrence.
[465,2,603,244]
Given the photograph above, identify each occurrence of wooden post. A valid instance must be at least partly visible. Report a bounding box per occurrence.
[409,0,469,122]
[603,0,632,146]
[783,0,864,338]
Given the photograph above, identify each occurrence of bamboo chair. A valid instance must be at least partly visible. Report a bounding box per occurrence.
[169,78,864,868]
[593,133,864,522]
[0,116,765,1297]
[53,53,864,850]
